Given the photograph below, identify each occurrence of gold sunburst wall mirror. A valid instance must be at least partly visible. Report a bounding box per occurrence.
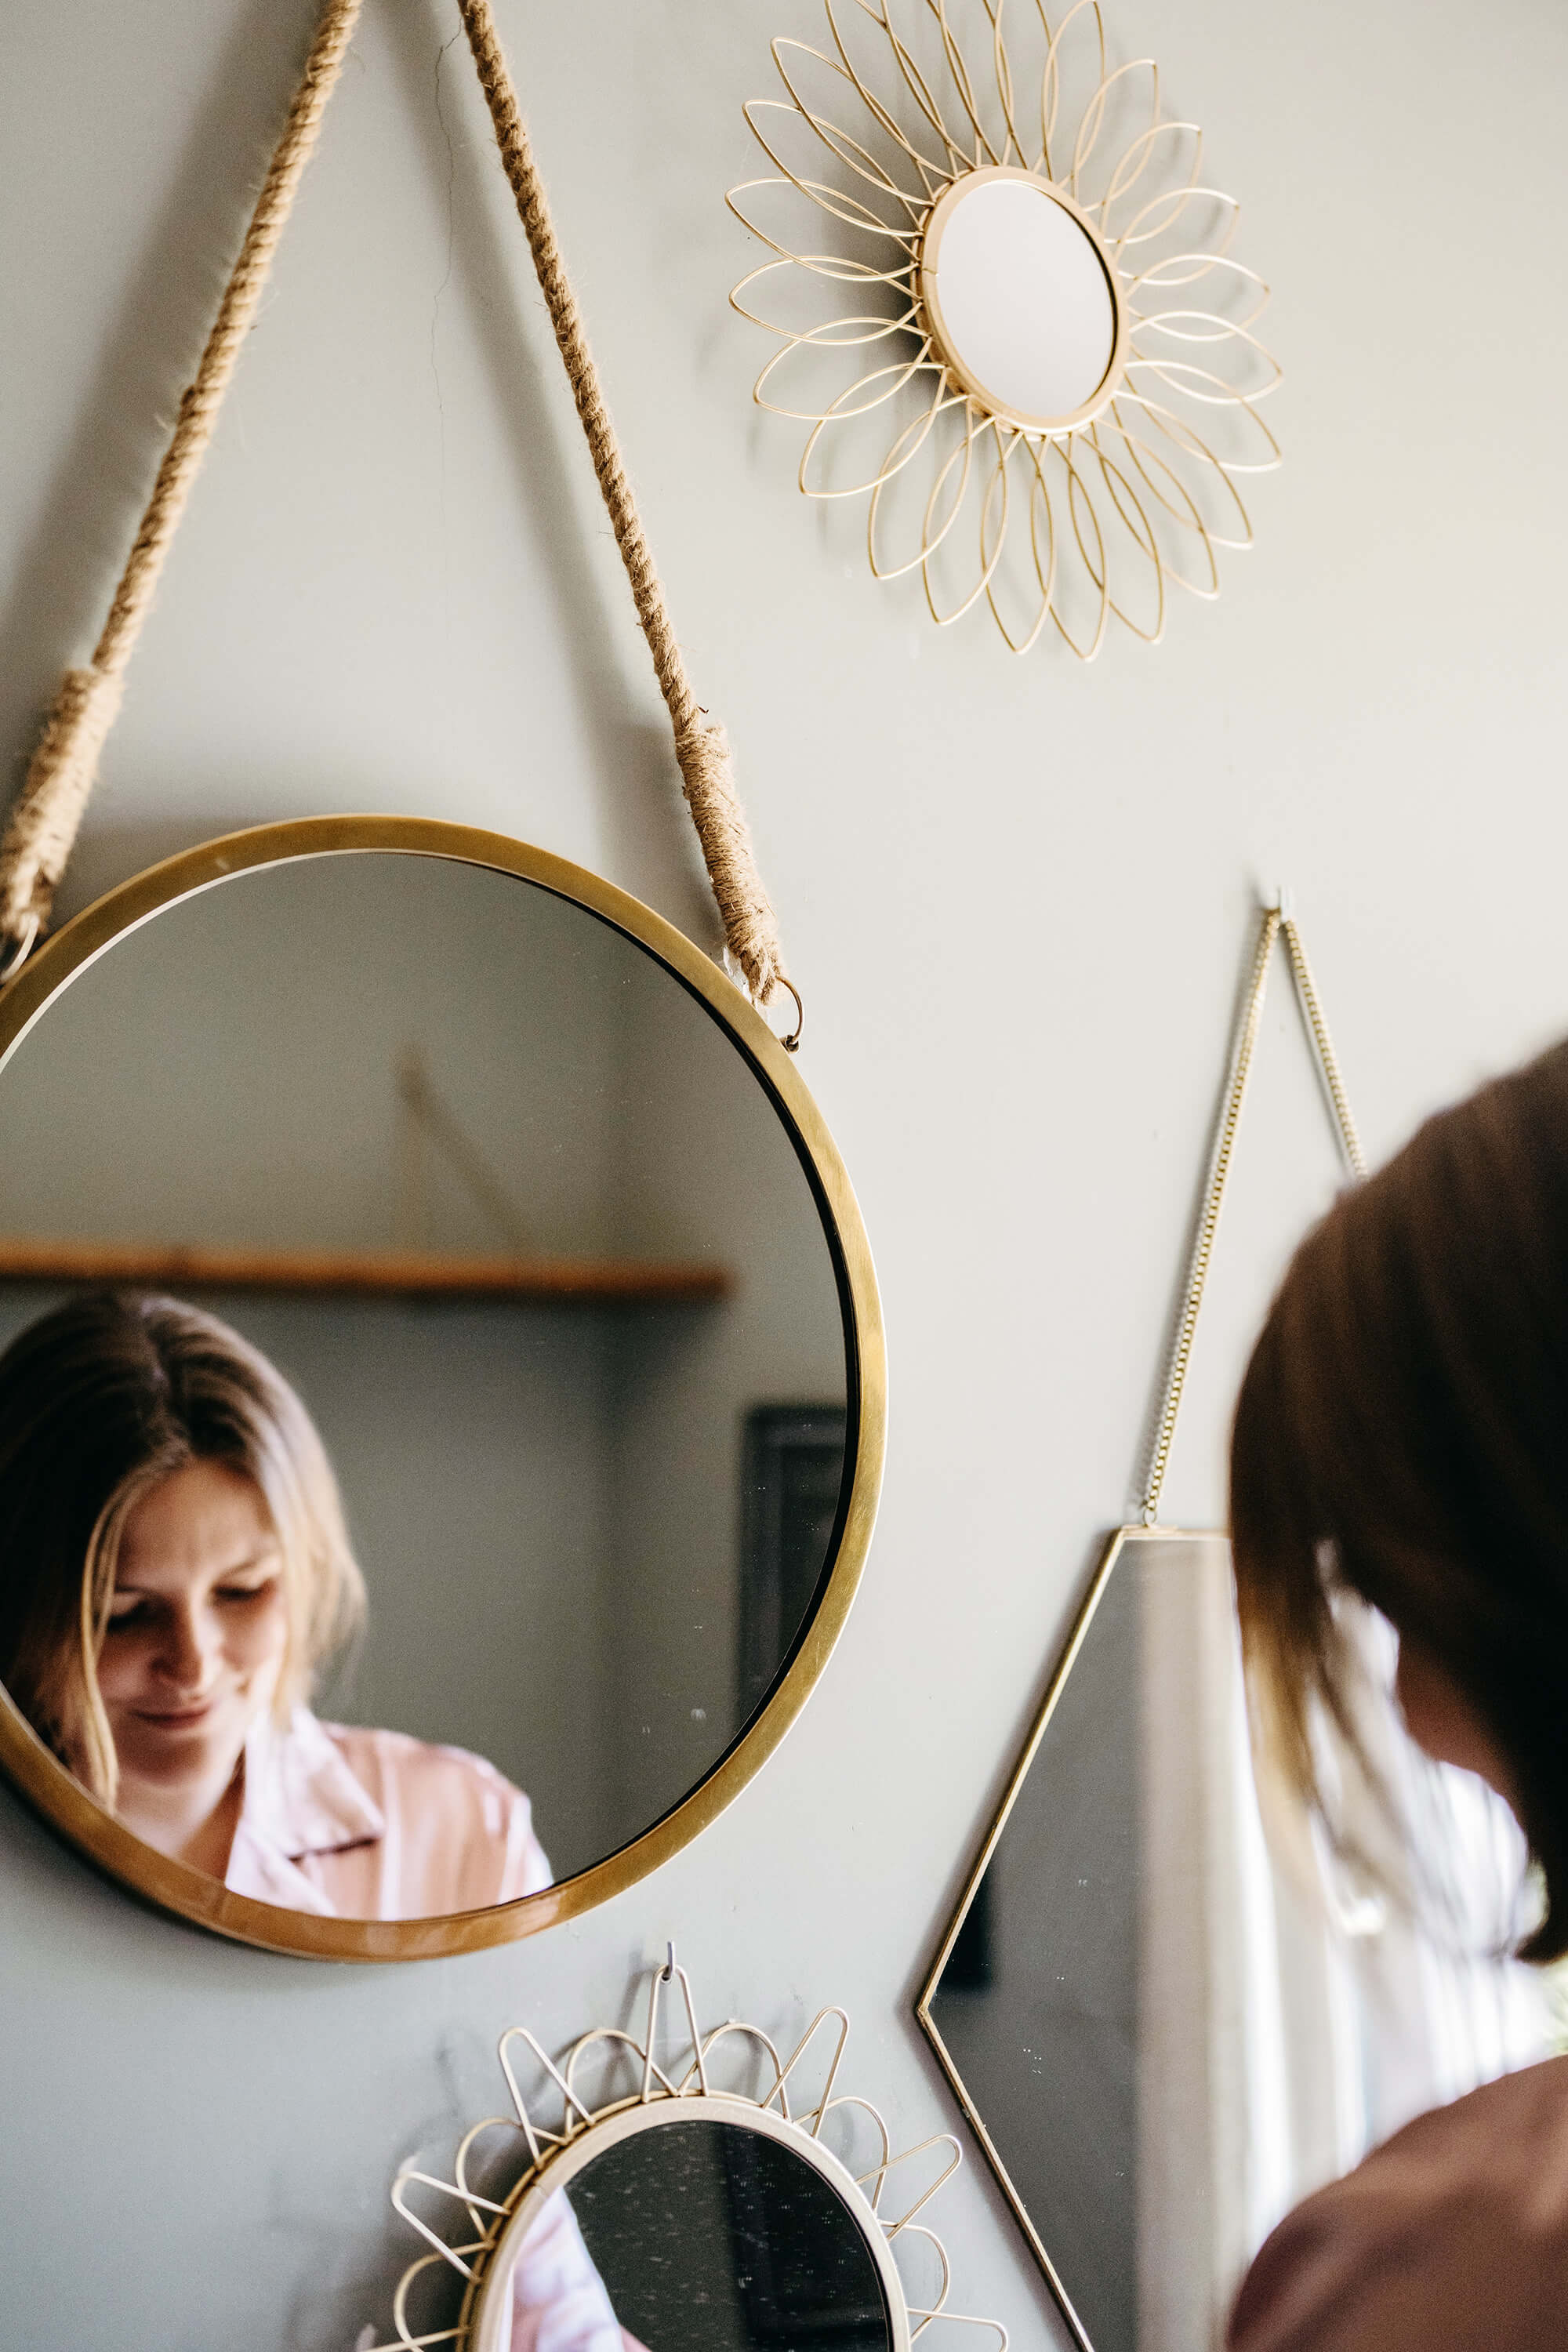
[728,0,1280,655]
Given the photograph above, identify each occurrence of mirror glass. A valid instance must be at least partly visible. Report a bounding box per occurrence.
[493,2116,893,2352]
[0,850,853,1919]
[923,1531,1548,2352]
[927,177,1116,423]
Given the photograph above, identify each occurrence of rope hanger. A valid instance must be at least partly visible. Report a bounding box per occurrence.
[0,0,793,1030]
[1140,898,1367,1528]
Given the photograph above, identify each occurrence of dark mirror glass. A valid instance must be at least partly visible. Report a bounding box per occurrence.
[0,852,851,1918]
[923,1531,1548,2352]
[498,2117,892,2352]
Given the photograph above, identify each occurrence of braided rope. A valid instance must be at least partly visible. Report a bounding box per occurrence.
[2,0,789,1015]
[454,0,786,1007]
[0,0,366,953]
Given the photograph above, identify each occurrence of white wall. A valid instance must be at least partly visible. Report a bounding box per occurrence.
[2,0,1567,2343]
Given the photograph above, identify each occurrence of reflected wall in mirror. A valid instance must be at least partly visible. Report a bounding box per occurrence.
[919,1527,1548,2352]
[0,820,884,1959]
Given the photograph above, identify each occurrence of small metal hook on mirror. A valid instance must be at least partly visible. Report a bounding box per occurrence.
[0,912,41,986]
[772,977,804,1054]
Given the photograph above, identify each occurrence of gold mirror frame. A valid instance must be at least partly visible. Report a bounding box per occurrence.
[0,815,886,1962]
[915,1523,1209,2349]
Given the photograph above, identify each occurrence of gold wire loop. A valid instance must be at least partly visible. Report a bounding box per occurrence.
[773,975,804,1053]
[0,911,41,985]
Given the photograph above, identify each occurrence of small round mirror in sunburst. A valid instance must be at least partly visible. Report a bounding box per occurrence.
[728,0,1280,657]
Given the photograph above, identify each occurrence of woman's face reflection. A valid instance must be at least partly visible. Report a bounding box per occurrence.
[98,1461,288,1848]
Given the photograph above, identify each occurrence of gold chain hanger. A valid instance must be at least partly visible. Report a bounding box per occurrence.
[1140,895,1367,1530]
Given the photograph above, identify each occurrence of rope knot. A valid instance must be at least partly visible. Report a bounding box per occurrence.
[0,666,125,956]
[673,717,786,1009]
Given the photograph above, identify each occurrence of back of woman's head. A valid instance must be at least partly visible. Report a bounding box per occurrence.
[1231,1036,1568,1956]
[0,1290,362,1803]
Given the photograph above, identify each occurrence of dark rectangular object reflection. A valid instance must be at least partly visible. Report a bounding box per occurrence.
[739,1403,848,1713]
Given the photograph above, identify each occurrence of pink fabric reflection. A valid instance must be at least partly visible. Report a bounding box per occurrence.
[226,1718,650,2351]
[223,1707,551,1918]
[501,2190,647,2352]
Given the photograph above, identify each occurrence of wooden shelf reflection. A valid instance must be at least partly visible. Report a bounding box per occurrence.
[0,1236,731,1308]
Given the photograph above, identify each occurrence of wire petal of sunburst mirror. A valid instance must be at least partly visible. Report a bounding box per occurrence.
[728,0,1279,655]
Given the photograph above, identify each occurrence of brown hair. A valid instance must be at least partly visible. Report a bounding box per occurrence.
[0,1291,364,1809]
[1231,1036,1568,1959]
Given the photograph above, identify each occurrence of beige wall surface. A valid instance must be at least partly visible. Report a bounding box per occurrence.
[2,0,1566,2343]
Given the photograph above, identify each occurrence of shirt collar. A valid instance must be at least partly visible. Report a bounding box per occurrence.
[241,1704,384,1860]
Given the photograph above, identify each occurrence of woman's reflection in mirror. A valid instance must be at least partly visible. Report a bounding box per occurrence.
[0,1290,551,1916]
[1226,1036,1568,2352]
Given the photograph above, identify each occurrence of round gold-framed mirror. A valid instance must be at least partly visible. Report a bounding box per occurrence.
[0,815,884,1962]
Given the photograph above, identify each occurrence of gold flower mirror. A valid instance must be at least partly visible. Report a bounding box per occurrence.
[729,0,1279,654]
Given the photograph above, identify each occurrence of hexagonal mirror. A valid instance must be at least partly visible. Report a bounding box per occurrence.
[917,1526,1549,2352]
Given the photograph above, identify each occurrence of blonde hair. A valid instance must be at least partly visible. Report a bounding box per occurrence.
[0,1292,364,1809]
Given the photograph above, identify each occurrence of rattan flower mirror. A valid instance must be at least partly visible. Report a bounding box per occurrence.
[366,1953,1007,2350]
[729,0,1279,655]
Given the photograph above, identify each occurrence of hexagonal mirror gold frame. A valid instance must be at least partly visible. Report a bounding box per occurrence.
[916,1523,1233,2352]
[914,907,1551,2352]
[913,906,1362,2352]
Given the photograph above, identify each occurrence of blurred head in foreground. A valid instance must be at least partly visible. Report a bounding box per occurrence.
[1231,1038,1568,1958]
